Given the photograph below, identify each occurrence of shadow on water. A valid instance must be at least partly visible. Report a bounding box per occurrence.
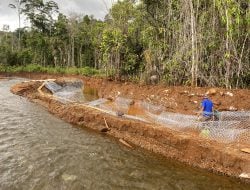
[0,78,249,190]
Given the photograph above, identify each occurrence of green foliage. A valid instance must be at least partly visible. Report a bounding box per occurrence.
[100,27,126,76]
[0,64,100,76]
[77,67,100,76]
[21,0,59,34]
[0,0,249,88]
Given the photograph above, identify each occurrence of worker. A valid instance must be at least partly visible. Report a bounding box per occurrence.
[199,94,214,121]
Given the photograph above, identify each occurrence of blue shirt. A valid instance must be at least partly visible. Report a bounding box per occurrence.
[201,98,213,117]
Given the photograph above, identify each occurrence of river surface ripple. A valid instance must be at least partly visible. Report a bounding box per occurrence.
[0,78,249,190]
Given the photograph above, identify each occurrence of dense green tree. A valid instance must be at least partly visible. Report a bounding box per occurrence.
[0,0,249,88]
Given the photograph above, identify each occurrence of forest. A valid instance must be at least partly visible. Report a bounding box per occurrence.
[0,0,249,88]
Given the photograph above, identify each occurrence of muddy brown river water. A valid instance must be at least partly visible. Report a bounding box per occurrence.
[0,78,249,190]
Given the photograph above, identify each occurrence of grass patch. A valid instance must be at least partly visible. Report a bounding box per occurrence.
[0,64,102,77]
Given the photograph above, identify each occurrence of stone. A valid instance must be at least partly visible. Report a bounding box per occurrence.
[62,174,77,182]
[225,92,234,97]
[206,88,217,95]
[188,93,195,97]
[107,96,113,101]
[129,100,135,105]
[241,148,250,154]
[180,90,189,95]
[117,111,124,117]
[149,75,158,85]
[229,106,237,111]
[239,173,250,179]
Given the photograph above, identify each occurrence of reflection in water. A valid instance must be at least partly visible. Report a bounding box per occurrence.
[82,85,99,102]
[0,78,249,190]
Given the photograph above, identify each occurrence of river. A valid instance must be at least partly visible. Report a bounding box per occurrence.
[0,78,249,190]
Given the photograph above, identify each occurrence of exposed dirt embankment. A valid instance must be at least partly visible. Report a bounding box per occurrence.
[9,75,250,182]
[3,72,250,115]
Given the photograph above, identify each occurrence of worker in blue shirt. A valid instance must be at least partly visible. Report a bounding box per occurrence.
[199,94,214,121]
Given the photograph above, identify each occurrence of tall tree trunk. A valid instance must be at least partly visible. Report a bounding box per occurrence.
[190,0,197,86]
[58,47,63,67]
[17,0,21,50]
[94,49,97,69]
[236,34,248,88]
[71,36,75,67]
[67,45,71,67]
[79,45,83,67]
[225,7,231,89]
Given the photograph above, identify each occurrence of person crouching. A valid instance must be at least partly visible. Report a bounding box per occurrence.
[199,94,214,121]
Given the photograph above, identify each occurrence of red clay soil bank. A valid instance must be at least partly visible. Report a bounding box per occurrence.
[2,72,250,114]
[10,78,250,182]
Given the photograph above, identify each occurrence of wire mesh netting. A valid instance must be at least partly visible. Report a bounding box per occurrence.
[45,80,99,103]
[43,80,249,145]
[44,81,62,93]
[140,101,164,114]
[149,110,249,144]
[219,111,250,122]
[114,97,133,111]
[86,98,108,106]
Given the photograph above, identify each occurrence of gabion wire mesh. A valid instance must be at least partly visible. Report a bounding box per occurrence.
[114,97,132,110]
[44,81,62,93]
[87,98,108,106]
[150,110,249,144]
[219,111,250,121]
[115,97,133,105]
[151,112,197,128]
[43,81,249,144]
[140,101,164,114]
[45,81,100,103]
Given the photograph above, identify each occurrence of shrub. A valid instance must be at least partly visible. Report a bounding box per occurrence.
[0,64,102,77]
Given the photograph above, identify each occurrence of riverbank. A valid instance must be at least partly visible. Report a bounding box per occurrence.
[2,72,250,182]
[2,72,250,115]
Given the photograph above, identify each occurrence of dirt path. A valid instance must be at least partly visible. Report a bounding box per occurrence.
[2,72,250,182]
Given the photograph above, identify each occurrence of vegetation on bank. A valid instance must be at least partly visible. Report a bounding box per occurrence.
[0,0,249,88]
[0,64,100,76]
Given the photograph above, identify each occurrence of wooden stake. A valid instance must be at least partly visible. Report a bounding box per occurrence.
[103,117,110,130]
[119,139,132,148]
